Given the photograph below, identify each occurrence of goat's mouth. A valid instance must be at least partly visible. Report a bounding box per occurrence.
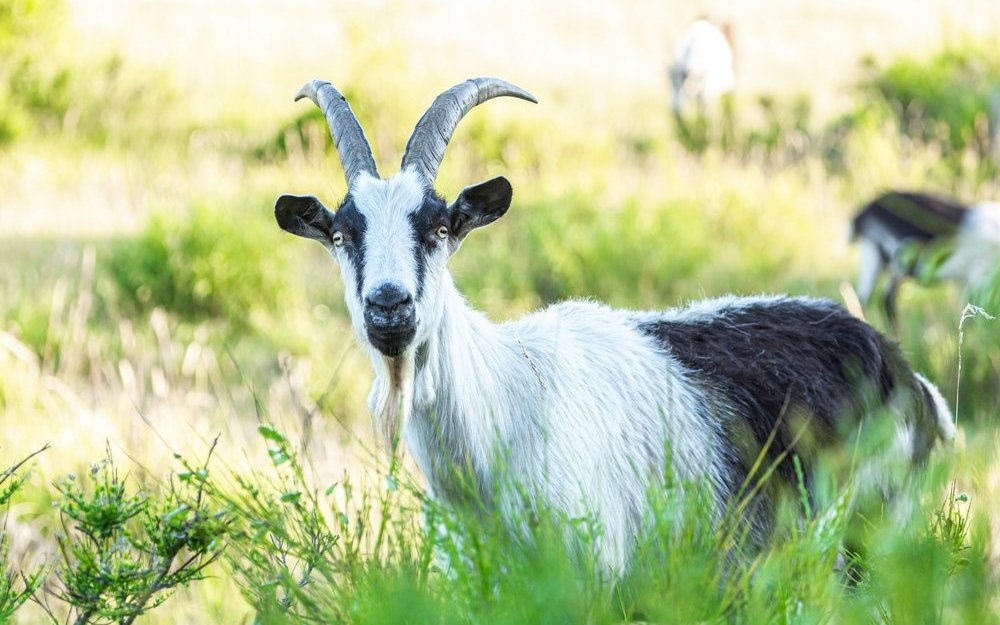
[363,296,416,358]
[365,322,417,358]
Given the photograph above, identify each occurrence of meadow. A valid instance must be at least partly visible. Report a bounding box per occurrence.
[2,0,1000,622]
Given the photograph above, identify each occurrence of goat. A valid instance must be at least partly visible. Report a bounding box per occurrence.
[669,18,735,115]
[275,78,954,575]
[851,190,1000,328]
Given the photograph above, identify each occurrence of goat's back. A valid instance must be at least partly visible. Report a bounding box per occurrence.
[633,296,946,492]
[852,191,967,244]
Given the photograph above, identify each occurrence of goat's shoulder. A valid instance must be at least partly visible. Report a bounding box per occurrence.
[510,298,633,333]
[504,299,662,361]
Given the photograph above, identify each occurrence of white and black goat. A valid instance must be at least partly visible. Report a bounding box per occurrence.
[275,78,954,575]
[669,18,735,115]
[852,190,1000,327]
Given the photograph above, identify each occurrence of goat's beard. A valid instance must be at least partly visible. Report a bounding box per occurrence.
[369,351,415,451]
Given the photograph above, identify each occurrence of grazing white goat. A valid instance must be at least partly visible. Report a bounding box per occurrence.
[852,190,1000,327]
[275,78,953,575]
[669,19,735,114]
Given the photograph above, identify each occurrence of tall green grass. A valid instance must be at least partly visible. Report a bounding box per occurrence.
[1,416,995,624]
[211,425,992,625]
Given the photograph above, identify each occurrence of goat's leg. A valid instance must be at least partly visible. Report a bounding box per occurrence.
[883,275,902,331]
[855,239,886,306]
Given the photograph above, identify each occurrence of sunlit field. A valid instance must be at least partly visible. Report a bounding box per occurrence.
[3,0,1000,622]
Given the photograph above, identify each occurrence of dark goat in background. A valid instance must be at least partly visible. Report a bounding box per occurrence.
[851,190,1000,327]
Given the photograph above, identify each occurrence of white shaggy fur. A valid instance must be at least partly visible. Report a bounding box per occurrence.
[408,284,726,573]
[914,373,956,445]
[936,202,1000,287]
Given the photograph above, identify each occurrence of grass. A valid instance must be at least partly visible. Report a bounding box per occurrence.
[2,0,1000,622]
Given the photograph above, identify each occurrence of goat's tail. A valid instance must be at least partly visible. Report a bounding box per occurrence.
[913,372,956,446]
[875,334,955,459]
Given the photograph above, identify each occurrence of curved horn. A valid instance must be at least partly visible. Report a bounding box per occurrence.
[401,77,537,184]
[295,80,379,186]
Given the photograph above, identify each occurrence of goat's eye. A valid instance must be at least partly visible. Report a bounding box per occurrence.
[435,225,449,239]
[331,231,345,246]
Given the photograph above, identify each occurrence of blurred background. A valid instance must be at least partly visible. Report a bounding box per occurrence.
[2,0,1000,621]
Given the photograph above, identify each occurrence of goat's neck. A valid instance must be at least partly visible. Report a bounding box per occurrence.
[407,276,533,501]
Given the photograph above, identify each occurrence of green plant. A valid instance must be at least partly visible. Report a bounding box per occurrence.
[0,0,62,142]
[862,42,1000,161]
[212,422,992,625]
[0,446,48,624]
[106,202,292,326]
[46,445,230,625]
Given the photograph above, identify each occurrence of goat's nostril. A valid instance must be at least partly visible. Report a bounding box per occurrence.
[395,296,414,312]
[366,285,413,313]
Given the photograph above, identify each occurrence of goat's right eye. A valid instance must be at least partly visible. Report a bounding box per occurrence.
[331,231,345,246]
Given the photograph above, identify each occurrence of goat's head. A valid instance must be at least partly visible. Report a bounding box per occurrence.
[275,78,536,360]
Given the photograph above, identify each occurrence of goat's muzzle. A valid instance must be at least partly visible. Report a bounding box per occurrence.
[364,284,417,357]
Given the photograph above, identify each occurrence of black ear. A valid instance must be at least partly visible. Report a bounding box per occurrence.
[448,176,513,240]
[275,195,335,242]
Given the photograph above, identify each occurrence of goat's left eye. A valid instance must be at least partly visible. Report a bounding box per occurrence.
[435,225,449,239]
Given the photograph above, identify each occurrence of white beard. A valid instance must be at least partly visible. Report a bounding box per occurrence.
[368,350,416,451]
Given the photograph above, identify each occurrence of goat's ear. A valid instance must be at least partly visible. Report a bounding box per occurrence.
[448,176,513,240]
[275,195,335,242]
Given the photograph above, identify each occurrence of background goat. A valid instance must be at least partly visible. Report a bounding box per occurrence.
[669,18,736,115]
[851,190,1000,327]
[275,78,954,575]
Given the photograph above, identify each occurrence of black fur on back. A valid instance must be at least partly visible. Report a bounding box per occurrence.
[635,297,919,499]
[851,191,967,243]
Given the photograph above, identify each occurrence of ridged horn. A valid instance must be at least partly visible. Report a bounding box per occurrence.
[401,77,537,184]
[295,80,379,186]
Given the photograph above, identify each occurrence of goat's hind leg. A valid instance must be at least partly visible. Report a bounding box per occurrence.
[855,239,886,307]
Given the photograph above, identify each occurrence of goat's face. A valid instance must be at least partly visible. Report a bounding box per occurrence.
[276,169,513,359]
[274,78,531,362]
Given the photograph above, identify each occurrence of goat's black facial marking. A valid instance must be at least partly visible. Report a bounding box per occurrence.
[407,192,450,299]
[635,298,913,500]
[333,196,368,297]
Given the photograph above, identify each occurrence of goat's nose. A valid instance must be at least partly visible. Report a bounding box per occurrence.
[366,284,413,313]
